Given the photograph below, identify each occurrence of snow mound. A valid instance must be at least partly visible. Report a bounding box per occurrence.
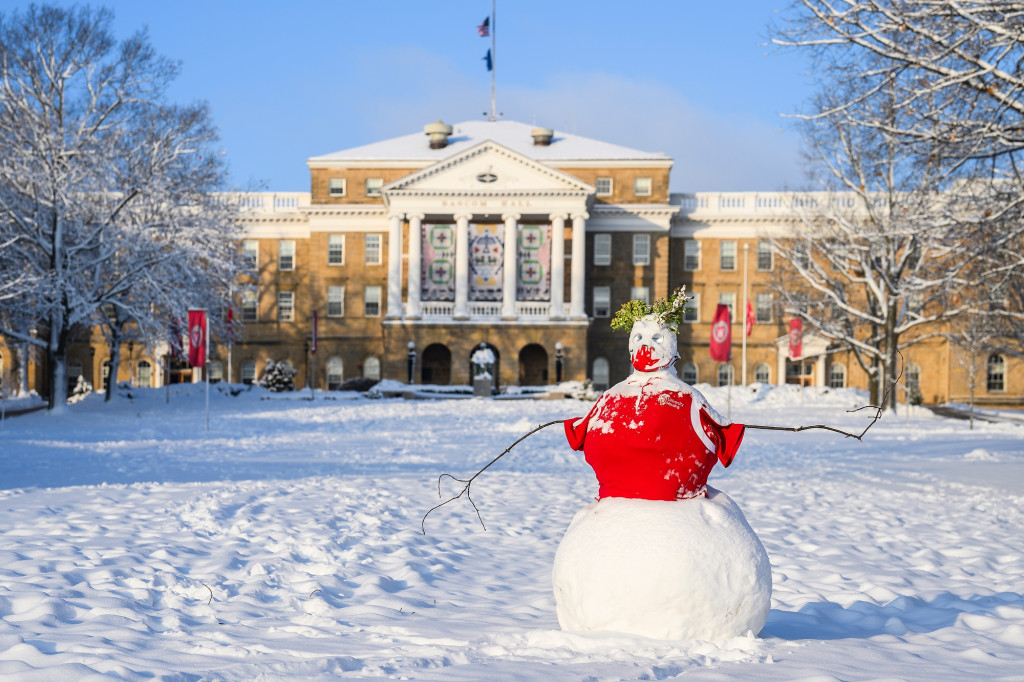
[552,488,771,641]
[964,448,998,461]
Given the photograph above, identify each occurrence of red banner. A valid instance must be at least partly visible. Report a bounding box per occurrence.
[188,309,207,367]
[788,318,803,359]
[709,304,732,362]
[745,299,755,337]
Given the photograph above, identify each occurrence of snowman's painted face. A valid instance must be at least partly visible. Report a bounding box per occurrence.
[629,315,678,372]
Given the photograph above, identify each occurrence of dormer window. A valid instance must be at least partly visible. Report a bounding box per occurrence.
[329,178,346,197]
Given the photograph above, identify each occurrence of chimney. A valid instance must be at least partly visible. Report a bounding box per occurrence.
[424,120,454,149]
[531,127,554,146]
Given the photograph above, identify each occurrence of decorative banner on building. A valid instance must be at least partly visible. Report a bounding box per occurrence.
[468,223,503,301]
[516,223,551,301]
[421,223,455,301]
[788,318,803,359]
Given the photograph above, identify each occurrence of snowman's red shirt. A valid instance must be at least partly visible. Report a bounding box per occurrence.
[564,372,744,501]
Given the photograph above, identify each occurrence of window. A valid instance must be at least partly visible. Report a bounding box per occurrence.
[327,356,344,390]
[907,363,922,400]
[719,292,736,321]
[634,177,652,196]
[717,363,734,387]
[243,240,259,269]
[756,292,772,323]
[363,356,381,380]
[365,234,382,265]
[829,362,846,389]
[278,240,295,271]
[986,354,1005,392]
[755,363,771,383]
[327,286,345,317]
[241,290,258,322]
[681,362,698,384]
[241,360,256,385]
[206,361,223,384]
[136,360,152,387]
[633,234,651,265]
[365,177,383,197]
[595,177,613,196]
[631,286,650,304]
[329,177,346,196]
[592,357,610,391]
[795,242,811,270]
[364,285,381,317]
[327,234,345,265]
[683,292,700,323]
[720,240,737,271]
[757,240,773,271]
[684,240,701,271]
[908,292,924,314]
[593,286,611,317]
[594,234,611,266]
[278,291,294,321]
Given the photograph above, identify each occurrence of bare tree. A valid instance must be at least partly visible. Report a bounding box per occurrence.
[770,1,1024,407]
[0,5,240,411]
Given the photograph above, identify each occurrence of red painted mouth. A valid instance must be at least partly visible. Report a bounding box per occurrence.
[631,345,661,371]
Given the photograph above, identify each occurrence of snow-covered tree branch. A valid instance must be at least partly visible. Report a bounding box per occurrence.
[0,5,242,411]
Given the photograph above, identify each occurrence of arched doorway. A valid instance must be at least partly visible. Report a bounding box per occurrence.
[468,342,500,390]
[519,344,548,386]
[421,343,451,385]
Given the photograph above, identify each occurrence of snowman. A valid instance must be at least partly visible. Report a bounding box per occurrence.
[553,288,772,641]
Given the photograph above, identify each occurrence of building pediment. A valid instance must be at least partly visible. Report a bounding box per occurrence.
[382,141,595,200]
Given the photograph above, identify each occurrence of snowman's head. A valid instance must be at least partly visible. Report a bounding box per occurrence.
[629,314,678,372]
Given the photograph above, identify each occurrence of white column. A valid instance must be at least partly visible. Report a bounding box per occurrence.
[777,346,787,386]
[407,214,424,319]
[453,213,471,320]
[815,353,827,388]
[386,213,403,319]
[501,212,520,319]
[569,212,588,319]
[550,214,567,319]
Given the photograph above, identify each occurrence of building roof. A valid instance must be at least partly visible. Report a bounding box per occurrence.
[307,120,671,165]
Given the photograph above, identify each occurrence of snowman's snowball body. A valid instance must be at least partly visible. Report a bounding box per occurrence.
[552,487,771,641]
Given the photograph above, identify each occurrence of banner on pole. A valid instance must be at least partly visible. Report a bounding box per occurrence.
[745,299,755,337]
[789,318,804,359]
[187,310,207,368]
[710,304,732,362]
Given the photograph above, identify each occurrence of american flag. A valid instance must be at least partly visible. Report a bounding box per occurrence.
[477,16,489,37]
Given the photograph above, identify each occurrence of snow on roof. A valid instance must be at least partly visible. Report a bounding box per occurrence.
[308,120,670,165]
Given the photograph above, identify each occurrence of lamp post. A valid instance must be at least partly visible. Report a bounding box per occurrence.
[407,342,417,384]
[555,341,564,384]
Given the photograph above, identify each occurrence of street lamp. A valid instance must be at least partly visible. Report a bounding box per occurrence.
[555,341,564,384]
[407,341,417,384]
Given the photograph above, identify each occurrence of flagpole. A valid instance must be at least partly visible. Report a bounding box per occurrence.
[742,243,749,386]
[205,310,210,432]
[490,0,496,121]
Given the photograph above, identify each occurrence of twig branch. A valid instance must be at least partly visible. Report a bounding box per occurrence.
[421,419,563,535]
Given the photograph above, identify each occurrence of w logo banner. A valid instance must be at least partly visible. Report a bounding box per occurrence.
[187,309,206,368]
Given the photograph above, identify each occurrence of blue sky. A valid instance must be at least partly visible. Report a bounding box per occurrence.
[34,1,816,192]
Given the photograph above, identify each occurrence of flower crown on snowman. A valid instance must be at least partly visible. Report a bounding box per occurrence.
[610,286,692,333]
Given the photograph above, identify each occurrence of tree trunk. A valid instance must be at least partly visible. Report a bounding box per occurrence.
[885,304,899,412]
[47,312,68,414]
[105,336,122,403]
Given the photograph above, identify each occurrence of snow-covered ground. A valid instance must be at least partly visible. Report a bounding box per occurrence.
[1,382,1022,680]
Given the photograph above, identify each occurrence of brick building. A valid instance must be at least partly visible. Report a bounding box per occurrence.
[2,118,1019,406]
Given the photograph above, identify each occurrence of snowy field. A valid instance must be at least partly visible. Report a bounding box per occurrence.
[1,382,1023,680]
